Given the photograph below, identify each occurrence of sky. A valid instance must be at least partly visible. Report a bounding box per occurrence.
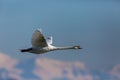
[0,0,120,80]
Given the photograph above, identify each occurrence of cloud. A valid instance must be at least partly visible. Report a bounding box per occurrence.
[110,64,120,79]
[0,52,23,80]
[0,52,119,80]
[0,53,18,70]
[33,57,93,80]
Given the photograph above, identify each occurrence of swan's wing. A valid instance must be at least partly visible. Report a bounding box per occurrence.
[31,29,48,47]
[47,36,53,45]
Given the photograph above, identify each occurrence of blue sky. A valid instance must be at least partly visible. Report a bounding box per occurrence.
[0,0,120,79]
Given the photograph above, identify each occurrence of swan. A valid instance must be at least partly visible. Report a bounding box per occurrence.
[20,29,82,54]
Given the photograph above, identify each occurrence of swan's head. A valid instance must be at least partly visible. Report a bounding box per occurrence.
[74,46,82,49]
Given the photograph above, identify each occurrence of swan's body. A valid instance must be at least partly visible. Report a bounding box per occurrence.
[21,29,82,54]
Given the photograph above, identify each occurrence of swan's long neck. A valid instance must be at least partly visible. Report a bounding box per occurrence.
[55,45,82,50]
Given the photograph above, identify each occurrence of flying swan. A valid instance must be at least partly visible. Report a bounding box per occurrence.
[20,29,82,54]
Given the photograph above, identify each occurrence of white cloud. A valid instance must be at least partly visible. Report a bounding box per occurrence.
[0,52,119,80]
[0,52,23,80]
[0,53,18,70]
[33,57,93,80]
[110,64,120,79]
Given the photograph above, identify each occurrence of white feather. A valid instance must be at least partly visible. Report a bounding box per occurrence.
[47,36,53,45]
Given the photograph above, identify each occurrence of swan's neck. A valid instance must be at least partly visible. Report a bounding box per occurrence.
[55,45,81,50]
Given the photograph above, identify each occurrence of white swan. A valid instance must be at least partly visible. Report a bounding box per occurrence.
[21,29,82,54]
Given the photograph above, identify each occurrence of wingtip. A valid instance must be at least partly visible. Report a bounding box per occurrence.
[36,28,42,32]
[20,48,33,52]
[20,49,26,52]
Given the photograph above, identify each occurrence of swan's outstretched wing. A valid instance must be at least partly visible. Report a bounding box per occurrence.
[47,36,53,45]
[31,29,48,47]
